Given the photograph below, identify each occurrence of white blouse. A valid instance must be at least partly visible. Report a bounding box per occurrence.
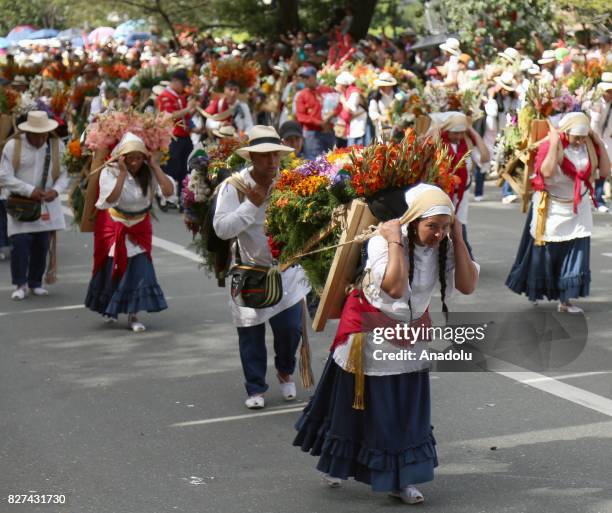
[529,144,593,242]
[332,233,480,376]
[96,165,157,257]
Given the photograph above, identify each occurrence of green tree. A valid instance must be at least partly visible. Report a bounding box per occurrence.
[438,0,559,59]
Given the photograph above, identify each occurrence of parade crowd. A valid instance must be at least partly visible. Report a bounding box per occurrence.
[0,20,611,506]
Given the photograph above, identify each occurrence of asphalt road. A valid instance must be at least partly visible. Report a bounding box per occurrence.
[1,184,612,513]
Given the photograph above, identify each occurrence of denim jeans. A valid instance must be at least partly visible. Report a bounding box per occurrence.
[303,130,335,160]
[473,166,485,197]
[10,231,51,288]
[0,200,8,249]
[595,178,607,207]
[501,181,514,198]
[347,136,366,147]
[236,301,303,396]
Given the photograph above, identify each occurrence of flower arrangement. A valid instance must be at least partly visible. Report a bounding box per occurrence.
[266,134,460,293]
[206,58,260,92]
[0,87,21,115]
[347,128,459,197]
[50,90,70,117]
[62,139,90,176]
[70,81,99,110]
[85,109,174,153]
[135,66,171,90]
[101,63,137,81]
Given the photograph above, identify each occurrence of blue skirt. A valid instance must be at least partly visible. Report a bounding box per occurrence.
[85,253,168,318]
[505,206,590,302]
[293,355,438,492]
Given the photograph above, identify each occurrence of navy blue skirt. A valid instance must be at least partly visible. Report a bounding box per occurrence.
[85,253,168,318]
[505,206,590,302]
[293,355,437,492]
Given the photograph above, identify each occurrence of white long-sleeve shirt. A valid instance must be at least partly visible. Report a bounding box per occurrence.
[0,135,68,236]
[213,167,310,327]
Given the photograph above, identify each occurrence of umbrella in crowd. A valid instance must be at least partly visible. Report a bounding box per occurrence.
[6,26,35,42]
[114,19,148,41]
[28,29,59,40]
[88,27,115,45]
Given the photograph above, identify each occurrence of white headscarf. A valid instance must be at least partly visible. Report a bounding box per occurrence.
[405,183,454,219]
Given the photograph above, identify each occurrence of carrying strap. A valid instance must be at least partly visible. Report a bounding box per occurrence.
[12,134,61,184]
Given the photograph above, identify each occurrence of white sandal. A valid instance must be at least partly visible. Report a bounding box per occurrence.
[557,303,583,314]
[128,315,146,332]
[322,474,342,488]
[389,485,425,505]
[277,373,296,401]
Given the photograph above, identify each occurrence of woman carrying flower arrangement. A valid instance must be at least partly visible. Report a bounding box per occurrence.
[506,112,610,313]
[431,111,490,256]
[85,132,175,332]
[293,183,479,505]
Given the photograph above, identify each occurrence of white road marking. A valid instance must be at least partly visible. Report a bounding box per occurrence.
[521,371,612,384]
[0,304,84,317]
[493,366,612,418]
[602,253,612,258]
[170,406,305,427]
[61,205,201,263]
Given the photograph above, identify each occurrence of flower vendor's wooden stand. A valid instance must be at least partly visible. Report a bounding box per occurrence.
[80,148,109,232]
[499,119,549,213]
[312,199,377,332]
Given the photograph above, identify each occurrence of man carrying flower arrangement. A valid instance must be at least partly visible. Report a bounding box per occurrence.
[213,125,311,410]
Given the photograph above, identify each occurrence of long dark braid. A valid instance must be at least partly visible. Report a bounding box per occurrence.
[438,236,449,319]
[407,222,416,322]
[134,162,151,197]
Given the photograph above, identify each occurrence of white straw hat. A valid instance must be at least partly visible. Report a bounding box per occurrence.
[598,71,612,91]
[499,47,521,64]
[439,37,461,56]
[18,111,58,134]
[494,70,518,91]
[335,71,356,86]
[374,71,398,87]
[235,125,294,160]
[213,125,238,139]
[538,50,556,64]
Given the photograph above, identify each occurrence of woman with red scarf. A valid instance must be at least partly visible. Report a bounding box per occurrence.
[293,184,479,505]
[85,133,174,331]
[506,112,610,313]
[435,112,490,257]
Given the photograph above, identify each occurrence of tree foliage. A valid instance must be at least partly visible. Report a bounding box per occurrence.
[438,0,559,58]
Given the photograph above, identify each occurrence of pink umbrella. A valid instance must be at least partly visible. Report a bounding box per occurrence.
[88,27,115,45]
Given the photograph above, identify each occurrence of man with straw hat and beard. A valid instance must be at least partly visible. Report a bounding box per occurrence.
[213,125,312,409]
[0,111,68,300]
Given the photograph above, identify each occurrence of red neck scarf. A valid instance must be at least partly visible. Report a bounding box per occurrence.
[441,131,469,209]
[533,133,598,213]
[93,210,153,280]
[330,289,431,351]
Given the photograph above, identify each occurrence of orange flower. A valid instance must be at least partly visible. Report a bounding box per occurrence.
[68,139,82,158]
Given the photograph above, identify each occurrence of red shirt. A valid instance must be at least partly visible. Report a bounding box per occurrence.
[296,86,333,131]
[204,97,234,126]
[156,88,191,138]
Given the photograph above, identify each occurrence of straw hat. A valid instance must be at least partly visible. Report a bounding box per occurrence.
[336,71,356,86]
[374,71,397,88]
[598,71,612,92]
[213,125,238,139]
[494,71,518,91]
[527,64,541,76]
[11,75,28,87]
[18,111,58,134]
[519,58,534,72]
[538,50,556,64]
[111,132,149,157]
[151,85,166,97]
[235,125,294,160]
[439,37,461,56]
[499,47,521,64]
